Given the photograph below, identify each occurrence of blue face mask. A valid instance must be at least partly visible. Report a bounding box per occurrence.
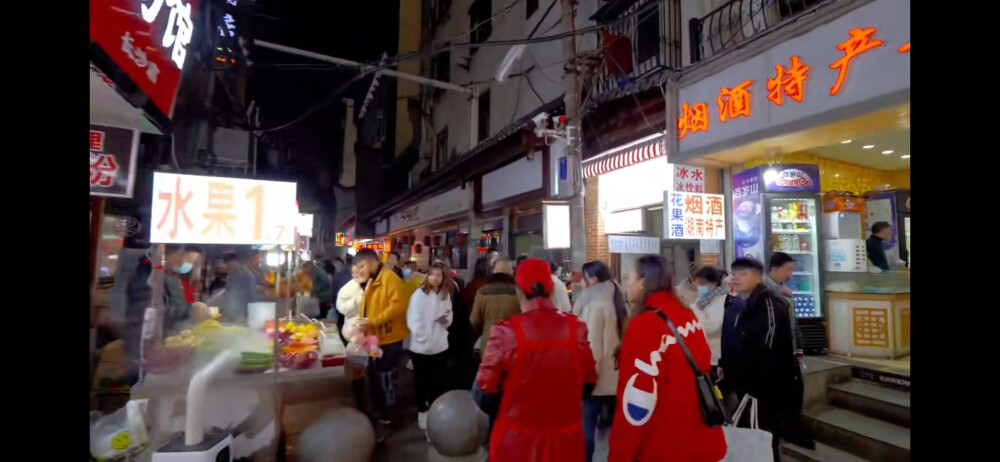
[178,262,193,275]
[697,285,711,298]
[402,268,412,278]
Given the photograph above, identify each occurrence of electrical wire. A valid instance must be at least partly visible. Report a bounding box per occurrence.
[250,0,657,133]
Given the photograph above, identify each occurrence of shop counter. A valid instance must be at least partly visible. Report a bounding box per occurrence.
[826,291,909,359]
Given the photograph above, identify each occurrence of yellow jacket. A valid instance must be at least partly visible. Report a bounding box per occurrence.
[362,266,410,345]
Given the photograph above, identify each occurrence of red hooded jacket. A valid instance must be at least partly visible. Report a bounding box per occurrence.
[608,291,727,462]
[475,297,598,462]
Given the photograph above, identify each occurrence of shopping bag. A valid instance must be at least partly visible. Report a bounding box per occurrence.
[720,395,774,462]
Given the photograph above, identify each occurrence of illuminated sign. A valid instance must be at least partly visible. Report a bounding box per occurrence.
[677,27,908,138]
[353,241,386,251]
[150,173,297,245]
[663,191,726,240]
[90,124,139,198]
[335,233,349,246]
[141,0,195,70]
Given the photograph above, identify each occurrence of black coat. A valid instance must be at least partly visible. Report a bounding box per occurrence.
[728,284,799,399]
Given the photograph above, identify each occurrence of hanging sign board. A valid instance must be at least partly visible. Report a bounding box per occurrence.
[90,124,139,198]
[664,191,727,240]
[149,172,297,245]
[608,235,660,254]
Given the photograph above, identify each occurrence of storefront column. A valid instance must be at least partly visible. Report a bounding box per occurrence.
[501,207,512,257]
[584,176,609,263]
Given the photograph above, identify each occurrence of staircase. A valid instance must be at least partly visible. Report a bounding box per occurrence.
[782,357,910,462]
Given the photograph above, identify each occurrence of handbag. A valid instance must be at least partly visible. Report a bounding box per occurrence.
[653,310,728,427]
[721,394,774,462]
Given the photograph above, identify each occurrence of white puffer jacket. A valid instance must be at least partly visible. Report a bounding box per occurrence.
[579,281,624,396]
[336,280,365,338]
[405,289,453,355]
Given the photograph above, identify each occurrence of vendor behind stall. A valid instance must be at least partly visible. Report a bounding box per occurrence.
[866,222,893,272]
[118,244,203,382]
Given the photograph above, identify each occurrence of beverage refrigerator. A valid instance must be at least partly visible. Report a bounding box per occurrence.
[764,165,826,354]
[764,193,822,319]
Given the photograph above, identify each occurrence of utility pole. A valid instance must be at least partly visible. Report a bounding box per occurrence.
[560,0,587,298]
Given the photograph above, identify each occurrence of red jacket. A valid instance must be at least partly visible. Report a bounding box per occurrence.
[476,297,598,462]
[609,291,727,462]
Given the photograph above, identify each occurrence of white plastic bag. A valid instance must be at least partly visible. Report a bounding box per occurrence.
[90,399,150,461]
[720,395,774,462]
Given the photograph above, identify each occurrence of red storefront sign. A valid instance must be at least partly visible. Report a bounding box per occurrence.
[90,0,199,118]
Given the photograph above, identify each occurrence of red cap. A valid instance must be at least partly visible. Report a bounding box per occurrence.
[515,258,554,297]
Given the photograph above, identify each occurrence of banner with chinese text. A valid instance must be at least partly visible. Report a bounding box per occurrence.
[673,165,706,193]
[90,124,138,198]
[663,191,726,240]
[150,173,297,245]
[90,0,200,117]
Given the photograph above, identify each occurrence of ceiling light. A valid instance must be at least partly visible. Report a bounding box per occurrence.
[881,150,893,155]
[834,173,840,178]
[862,145,875,149]
[900,154,910,159]
[841,139,852,144]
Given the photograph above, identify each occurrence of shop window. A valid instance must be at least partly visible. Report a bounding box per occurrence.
[635,6,661,65]
[478,90,491,142]
[433,50,451,83]
[526,0,538,19]
[435,128,449,171]
[469,0,493,44]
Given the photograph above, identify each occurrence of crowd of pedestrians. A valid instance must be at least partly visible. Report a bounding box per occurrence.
[327,248,812,461]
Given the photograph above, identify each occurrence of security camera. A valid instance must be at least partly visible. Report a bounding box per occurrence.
[531,112,549,129]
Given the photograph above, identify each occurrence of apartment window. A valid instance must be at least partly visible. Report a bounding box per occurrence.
[433,50,451,83]
[469,0,493,44]
[526,0,539,19]
[478,90,490,143]
[436,128,449,170]
[635,6,661,65]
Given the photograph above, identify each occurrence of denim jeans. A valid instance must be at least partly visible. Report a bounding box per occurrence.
[582,395,616,462]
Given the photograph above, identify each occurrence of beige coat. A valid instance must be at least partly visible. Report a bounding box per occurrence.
[580,281,622,396]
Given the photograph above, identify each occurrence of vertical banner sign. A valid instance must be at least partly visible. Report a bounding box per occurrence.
[150,173,297,245]
[90,0,200,117]
[664,191,726,240]
[673,164,706,193]
[90,124,139,198]
[732,167,764,260]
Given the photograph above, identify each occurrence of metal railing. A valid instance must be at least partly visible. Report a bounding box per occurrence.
[689,0,831,64]
[590,0,681,98]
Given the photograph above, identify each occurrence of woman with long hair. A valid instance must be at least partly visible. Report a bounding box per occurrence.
[405,262,454,431]
[577,260,629,462]
[608,255,726,462]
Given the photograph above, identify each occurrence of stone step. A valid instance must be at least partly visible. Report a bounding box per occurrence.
[782,441,871,462]
[805,407,910,462]
[828,380,910,428]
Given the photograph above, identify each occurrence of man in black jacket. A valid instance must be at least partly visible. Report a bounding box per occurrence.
[728,257,808,458]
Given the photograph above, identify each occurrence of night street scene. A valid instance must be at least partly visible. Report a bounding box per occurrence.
[90,0,910,461]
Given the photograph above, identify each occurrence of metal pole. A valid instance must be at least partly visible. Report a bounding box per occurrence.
[255,40,475,95]
[560,0,587,300]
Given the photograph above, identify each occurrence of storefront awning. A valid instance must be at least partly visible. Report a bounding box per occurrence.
[583,137,665,178]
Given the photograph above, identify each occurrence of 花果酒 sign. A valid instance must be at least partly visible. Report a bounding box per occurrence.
[149,173,297,245]
[663,191,726,240]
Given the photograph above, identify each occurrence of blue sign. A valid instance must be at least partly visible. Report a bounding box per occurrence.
[559,156,568,181]
[762,164,821,193]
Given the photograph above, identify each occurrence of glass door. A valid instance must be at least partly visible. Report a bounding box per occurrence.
[766,195,823,318]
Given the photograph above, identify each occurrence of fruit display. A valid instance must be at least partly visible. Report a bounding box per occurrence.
[280,350,319,370]
[238,351,275,374]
